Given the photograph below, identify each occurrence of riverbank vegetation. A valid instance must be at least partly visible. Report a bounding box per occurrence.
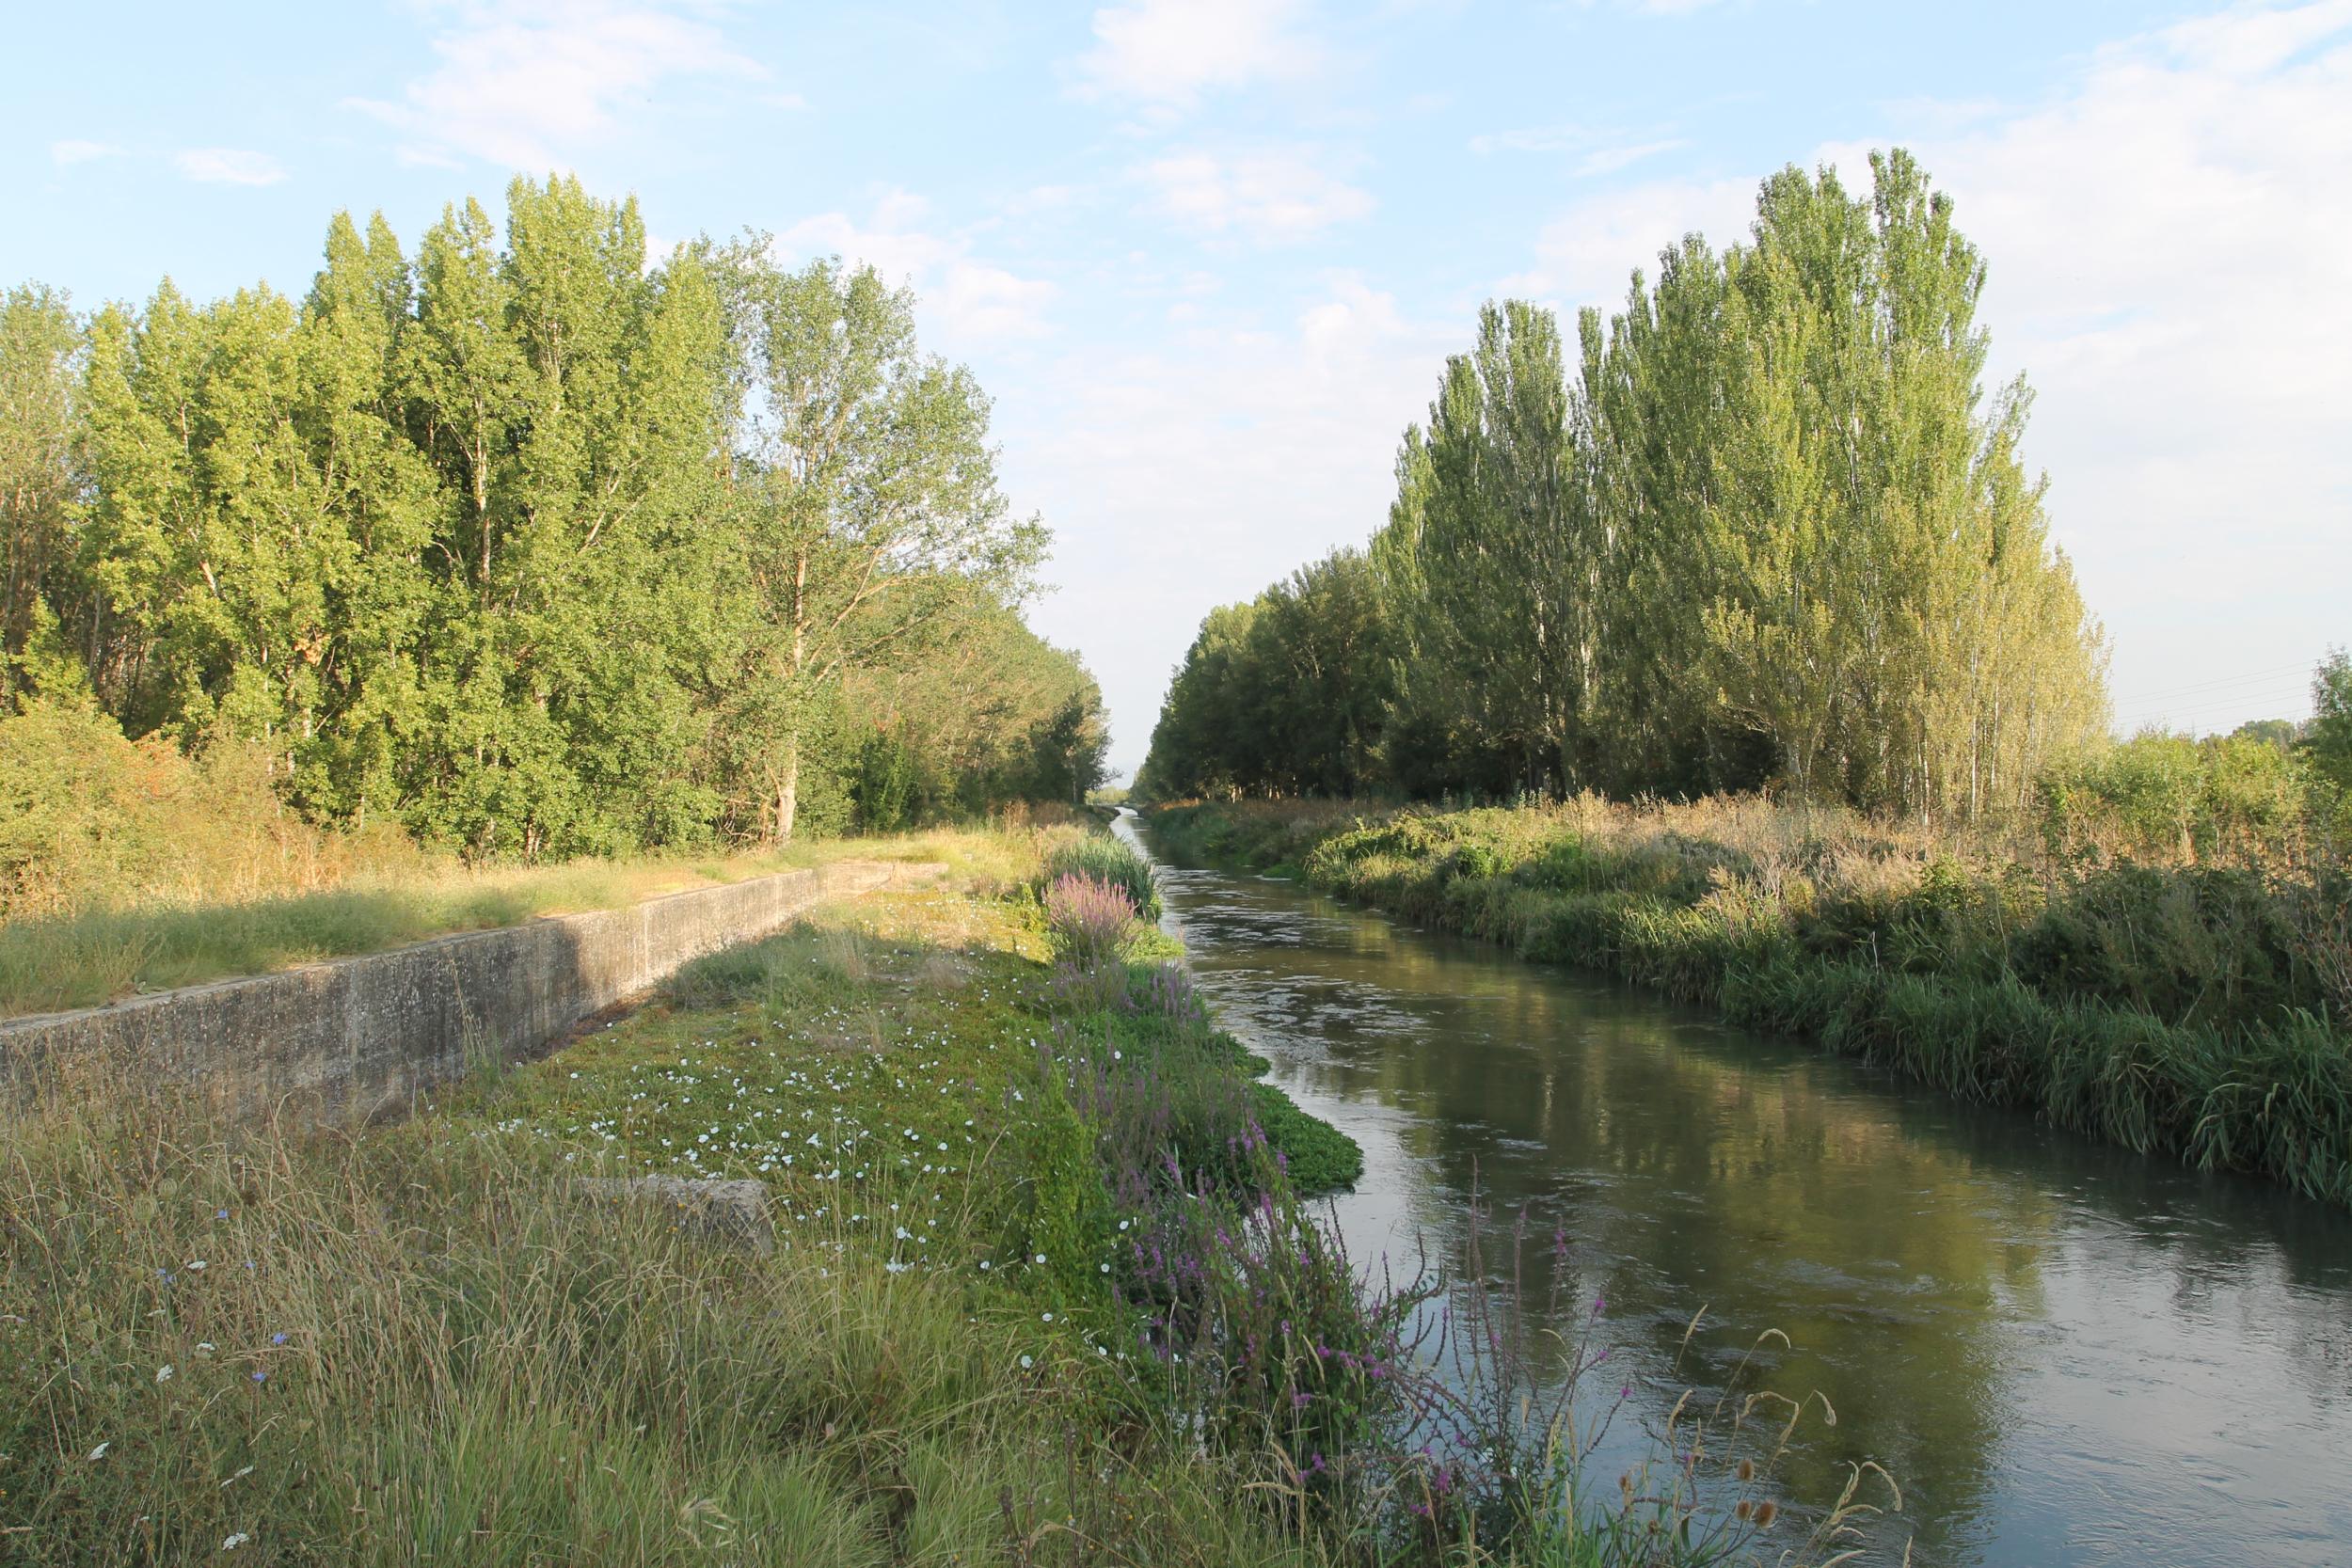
[1,180,1115,1008]
[2,823,1895,1564]
[1143,797,2352,1209]
[0,181,1107,872]
[0,673,1058,1016]
[1129,147,2350,1208]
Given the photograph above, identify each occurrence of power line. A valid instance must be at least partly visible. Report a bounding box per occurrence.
[2114,690,2314,730]
[2109,659,2318,705]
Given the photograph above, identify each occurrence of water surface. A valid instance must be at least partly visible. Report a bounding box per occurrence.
[1125,817,2352,1567]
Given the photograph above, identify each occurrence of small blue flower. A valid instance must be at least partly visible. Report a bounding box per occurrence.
[216,1210,230,1220]
[250,1370,268,1384]
[271,1333,287,1346]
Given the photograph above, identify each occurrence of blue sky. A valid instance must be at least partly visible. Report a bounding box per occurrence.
[8,0,2348,778]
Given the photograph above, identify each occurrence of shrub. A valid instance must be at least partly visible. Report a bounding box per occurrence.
[1042,873,1139,971]
[1044,833,1161,919]
[0,696,420,920]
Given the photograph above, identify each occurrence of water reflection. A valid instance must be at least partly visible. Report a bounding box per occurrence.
[1126,820,2352,1568]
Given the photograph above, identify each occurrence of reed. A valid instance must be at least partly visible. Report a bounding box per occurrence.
[1144,798,2352,1210]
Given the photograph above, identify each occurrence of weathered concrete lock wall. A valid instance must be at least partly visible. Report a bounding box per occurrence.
[0,860,933,1125]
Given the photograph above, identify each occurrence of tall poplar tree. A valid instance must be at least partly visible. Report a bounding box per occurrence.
[0,285,82,707]
[720,251,1042,842]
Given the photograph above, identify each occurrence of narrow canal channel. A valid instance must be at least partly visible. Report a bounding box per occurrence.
[1120,816,2352,1568]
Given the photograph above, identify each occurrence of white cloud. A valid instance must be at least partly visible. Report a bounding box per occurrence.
[1500,175,1755,306]
[773,193,1058,343]
[351,0,763,168]
[1575,138,1687,177]
[1470,124,1687,176]
[172,149,288,186]
[1136,147,1374,243]
[1009,275,1454,773]
[1904,0,2352,718]
[50,140,119,166]
[1073,0,1321,110]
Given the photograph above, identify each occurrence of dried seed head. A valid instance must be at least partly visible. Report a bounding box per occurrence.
[1755,1500,1779,1528]
[1737,1458,1756,1482]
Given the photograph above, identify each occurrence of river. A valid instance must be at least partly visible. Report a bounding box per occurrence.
[1121,816,2352,1568]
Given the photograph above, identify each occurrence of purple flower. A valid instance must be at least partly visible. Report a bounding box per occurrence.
[250,1370,267,1384]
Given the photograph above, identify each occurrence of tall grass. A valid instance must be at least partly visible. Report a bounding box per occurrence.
[0,687,1092,1018]
[1042,832,1161,920]
[2,832,1897,1566]
[0,854,802,1017]
[1145,797,2352,1211]
[0,1087,1319,1565]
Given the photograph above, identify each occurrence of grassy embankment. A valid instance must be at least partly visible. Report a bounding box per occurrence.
[1143,796,2352,1210]
[0,832,1014,1021]
[0,822,1887,1566]
[0,695,1035,1019]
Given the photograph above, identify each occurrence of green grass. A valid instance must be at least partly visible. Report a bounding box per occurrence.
[0,871,1328,1566]
[1041,832,1162,921]
[0,827,1048,1020]
[1145,798,2352,1211]
[3,828,1875,1566]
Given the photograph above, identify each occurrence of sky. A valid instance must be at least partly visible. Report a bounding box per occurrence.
[7,0,2348,780]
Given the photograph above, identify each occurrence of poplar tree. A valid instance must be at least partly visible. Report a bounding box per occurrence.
[9,177,1098,856]
[720,252,1042,842]
[0,285,82,707]
[1138,148,2107,822]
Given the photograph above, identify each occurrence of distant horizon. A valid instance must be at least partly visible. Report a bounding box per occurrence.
[8,0,2345,779]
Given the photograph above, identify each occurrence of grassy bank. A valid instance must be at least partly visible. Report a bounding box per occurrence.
[1143,798,2352,1211]
[0,823,1882,1565]
[0,829,1028,1020]
[0,692,1084,1018]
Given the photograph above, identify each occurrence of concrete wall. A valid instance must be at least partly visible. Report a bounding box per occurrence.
[0,860,929,1125]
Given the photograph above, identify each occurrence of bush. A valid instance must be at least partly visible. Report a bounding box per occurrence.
[1042,873,1140,970]
[0,697,419,920]
[1044,833,1161,919]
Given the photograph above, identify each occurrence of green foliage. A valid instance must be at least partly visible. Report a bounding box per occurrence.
[2038,731,2334,864]
[2306,649,2352,792]
[1248,1081,1365,1194]
[0,696,412,923]
[0,283,83,710]
[1135,548,1394,802]
[1044,831,1161,920]
[1138,149,2106,820]
[1,182,1104,867]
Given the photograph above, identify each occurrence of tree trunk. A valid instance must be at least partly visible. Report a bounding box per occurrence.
[773,736,800,845]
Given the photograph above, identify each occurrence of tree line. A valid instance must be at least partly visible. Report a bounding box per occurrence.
[1138,150,2112,821]
[0,176,1107,857]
